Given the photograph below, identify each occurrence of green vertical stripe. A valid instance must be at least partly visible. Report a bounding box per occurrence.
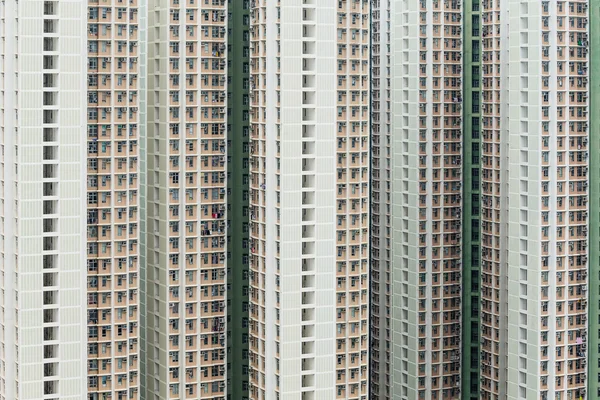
[462,1,481,398]
[227,1,250,399]
[588,2,600,397]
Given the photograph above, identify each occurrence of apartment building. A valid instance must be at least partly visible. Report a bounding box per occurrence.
[0,1,88,399]
[144,0,228,398]
[478,0,508,397]
[86,0,141,398]
[390,0,463,399]
[248,0,370,399]
[502,1,589,399]
[588,4,600,398]
[477,1,594,399]
[388,1,600,400]
[369,0,392,399]
[2,1,377,399]
[4,1,600,400]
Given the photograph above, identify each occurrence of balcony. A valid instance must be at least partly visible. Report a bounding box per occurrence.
[43,326,58,341]
[43,19,57,34]
[43,218,57,233]
[43,38,57,52]
[44,1,57,16]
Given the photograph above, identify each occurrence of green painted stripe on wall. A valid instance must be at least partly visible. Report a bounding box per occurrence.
[227,1,250,399]
[462,1,481,398]
[588,1,600,397]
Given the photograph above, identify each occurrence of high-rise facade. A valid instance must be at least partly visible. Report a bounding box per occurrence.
[588,3,600,398]
[86,0,141,398]
[4,2,600,400]
[387,1,600,400]
[369,0,391,399]
[498,2,589,399]
[390,0,463,399]
[2,1,371,399]
[478,1,594,399]
[143,0,228,398]
[0,1,89,399]
[248,0,370,399]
